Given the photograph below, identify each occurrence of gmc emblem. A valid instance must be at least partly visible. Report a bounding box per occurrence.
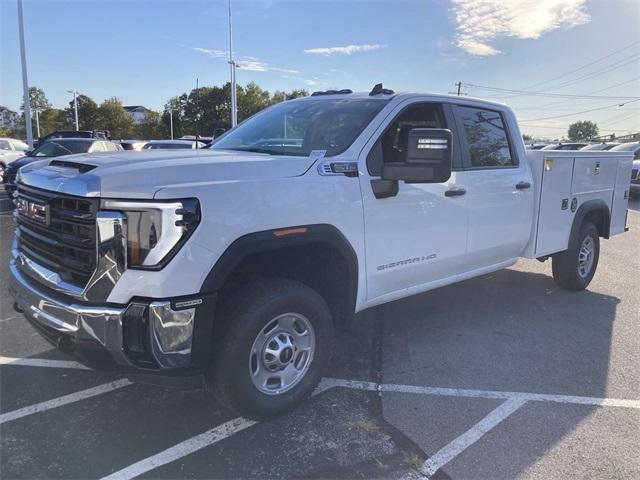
[16,197,49,224]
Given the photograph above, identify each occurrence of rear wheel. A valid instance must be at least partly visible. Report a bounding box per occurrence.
[552,221,600,291]
[209,278,334,420]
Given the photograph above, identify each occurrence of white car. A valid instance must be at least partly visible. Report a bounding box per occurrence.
[8,88,634,420]
[0,137,29,180]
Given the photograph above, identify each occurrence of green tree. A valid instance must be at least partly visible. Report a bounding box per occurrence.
[20,87,51,137]
[522,133,533,142]
[66,94,99,131]
[238,82,271,120]
[568,121,599,141]
[39,108,71,136]
[96,97,134,138]
[133,110,161,139]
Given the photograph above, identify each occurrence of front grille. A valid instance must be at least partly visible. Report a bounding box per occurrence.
[15,184,99,288]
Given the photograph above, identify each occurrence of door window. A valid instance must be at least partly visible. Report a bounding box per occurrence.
[456,106,515,168]
[0,140,10,150]
[367,103,445,175]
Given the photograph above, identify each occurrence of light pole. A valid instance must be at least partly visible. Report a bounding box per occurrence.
[34,108,40,137]
[167,108,174,140]
[17,0,34,149]
[228,0,237,127]
[67,90,79,130]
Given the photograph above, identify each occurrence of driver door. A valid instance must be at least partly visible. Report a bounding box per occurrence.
[358,100,469,302]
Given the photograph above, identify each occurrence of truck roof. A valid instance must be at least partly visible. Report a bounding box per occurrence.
[292,91,509,110]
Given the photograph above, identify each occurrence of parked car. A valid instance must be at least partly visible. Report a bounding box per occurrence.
[610,142,640,196]
[8,89,633,420]
[3,138,122,196]
[31,129,111,148]
[579,143,619,151]
[0,138,29,181]
[142,139,206,149]
[541,142,588,150]
[119,140,148,151]
[525,143,548,150]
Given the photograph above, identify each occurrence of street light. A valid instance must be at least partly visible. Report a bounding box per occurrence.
[17,0,34,149]
[166,107,174,140]
[228,0,237,127]
[67,90,79,131]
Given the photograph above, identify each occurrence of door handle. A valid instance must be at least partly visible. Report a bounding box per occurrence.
[516,181,531,190]
[444,188,466,197]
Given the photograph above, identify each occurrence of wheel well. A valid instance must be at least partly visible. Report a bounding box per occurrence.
[217,242,356,326]
[582,208,610,239]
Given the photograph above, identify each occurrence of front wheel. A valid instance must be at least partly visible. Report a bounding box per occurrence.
[209,278,334,420]
[552,221,600,291]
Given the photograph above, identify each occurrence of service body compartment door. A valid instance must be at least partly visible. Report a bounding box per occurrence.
[610,157,633,235]
[534,156,574,257]
[572,157,617,194]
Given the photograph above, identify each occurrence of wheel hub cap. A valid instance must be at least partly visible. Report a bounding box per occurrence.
[249,313,316,395]
[578,236,595,279]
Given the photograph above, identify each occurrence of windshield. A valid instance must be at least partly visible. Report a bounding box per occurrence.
[143,143,193,149]
[211,97,389,157]
[32,140,91,157]
[610,142,640,152]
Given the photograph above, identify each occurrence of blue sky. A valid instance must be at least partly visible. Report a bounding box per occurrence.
[1,0,638,139]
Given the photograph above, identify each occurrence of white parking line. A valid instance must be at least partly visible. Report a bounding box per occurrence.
[0,355,90,370]
[101,417,257,480]
[0,378,132,424]
[420,397,528,477]
[3,357,639,479]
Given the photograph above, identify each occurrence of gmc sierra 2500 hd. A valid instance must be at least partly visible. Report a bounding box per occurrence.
[9,86,633,419]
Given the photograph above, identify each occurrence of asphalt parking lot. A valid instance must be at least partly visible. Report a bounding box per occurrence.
[1,186,639,479]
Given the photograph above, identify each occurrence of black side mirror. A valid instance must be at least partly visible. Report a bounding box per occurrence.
[213,128,226,139]
[382,128,453,183]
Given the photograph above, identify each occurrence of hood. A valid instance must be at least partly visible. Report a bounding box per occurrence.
[17,149,317,198]
[6,155,37,171]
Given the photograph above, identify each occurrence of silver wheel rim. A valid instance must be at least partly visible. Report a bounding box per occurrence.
[249,312,316,396]
[578,236,595,278]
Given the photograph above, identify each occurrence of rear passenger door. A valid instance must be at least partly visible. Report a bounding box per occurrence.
[453,105,533,271]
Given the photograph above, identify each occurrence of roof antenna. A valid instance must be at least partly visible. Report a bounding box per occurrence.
[369,83,394,96]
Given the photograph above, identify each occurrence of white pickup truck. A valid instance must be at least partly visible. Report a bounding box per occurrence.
[9,86,633,419]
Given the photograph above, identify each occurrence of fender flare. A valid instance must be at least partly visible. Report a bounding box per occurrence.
[199,223,359,314]
[571,199,611,240]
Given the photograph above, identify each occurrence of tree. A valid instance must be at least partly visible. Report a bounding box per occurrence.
[96,97,134,138]
[133,111,161,139]
[66,94,99,131]
[568,121,599,141]
[20,87,51,137]
[522,133,533,142]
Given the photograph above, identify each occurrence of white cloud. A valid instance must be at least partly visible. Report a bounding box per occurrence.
[304,44,386,56]
[193,48,299,74]
[451,0,590,56]
[193,47,227,58]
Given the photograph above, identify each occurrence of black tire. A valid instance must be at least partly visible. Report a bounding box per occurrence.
[552,221,600,291]
[208,277,334,420]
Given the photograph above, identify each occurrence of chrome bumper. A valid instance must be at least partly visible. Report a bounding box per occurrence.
[8,260,197,369]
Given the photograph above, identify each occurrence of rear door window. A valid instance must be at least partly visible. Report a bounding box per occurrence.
[455,106,516,168]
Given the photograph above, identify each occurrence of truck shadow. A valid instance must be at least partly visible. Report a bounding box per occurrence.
[377,265,622,477]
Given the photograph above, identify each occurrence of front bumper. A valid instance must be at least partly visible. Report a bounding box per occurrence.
[8,259,215,377]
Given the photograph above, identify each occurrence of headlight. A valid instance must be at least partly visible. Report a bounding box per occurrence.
[100,198,200,269]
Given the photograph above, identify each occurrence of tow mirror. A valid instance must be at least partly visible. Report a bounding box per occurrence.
[382,128,453,184]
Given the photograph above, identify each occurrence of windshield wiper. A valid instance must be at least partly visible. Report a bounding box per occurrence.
[224,147,288,155]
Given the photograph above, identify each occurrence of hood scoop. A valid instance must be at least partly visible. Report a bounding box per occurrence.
[49,160,97,174]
